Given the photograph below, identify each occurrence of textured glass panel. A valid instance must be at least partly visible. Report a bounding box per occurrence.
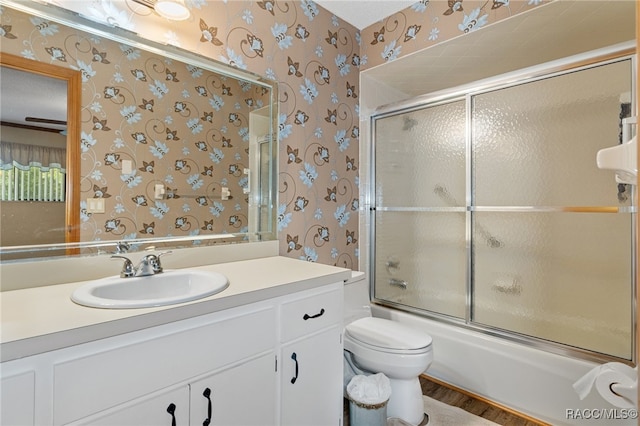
[372,55,635,361]
[374,211,466,319]
[472,212,633,359]
[473,59,632,207]
[375,100,466,207]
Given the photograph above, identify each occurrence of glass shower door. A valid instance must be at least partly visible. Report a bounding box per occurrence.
[471,59,634,359]
[373,100,467,319]
[372,54,635,360]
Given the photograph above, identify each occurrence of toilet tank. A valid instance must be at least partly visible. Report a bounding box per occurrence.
[344,271,372,324]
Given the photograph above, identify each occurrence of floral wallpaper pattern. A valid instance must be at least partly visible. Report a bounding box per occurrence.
[0,0,546,268]
[360,0,547,70]
[1,6,270,243]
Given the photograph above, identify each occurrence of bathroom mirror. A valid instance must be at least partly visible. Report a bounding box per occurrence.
[0,0,278,261]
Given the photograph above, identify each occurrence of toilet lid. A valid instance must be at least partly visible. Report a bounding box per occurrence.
[345,317,432,351]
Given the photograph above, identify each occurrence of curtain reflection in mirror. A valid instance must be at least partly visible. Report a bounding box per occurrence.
[0,142,66,201]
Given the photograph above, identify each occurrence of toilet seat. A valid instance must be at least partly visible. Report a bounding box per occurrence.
[345,317,432,355]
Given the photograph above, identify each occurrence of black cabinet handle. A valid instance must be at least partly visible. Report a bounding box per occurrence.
[166,403,176,426]
[303,308,325,320]
[290,352,299,384]
[202,388,212,426]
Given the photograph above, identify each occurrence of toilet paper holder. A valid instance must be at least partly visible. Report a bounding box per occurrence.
[610,381,636,402]
[573,362,637,409]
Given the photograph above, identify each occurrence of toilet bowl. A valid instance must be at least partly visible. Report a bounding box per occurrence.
[344,272,433,426]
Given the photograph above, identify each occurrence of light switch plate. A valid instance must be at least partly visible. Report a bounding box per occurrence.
[154,183,166,200]
[86,198,105,213]
[121,159,133,175]
[221,187,230,200]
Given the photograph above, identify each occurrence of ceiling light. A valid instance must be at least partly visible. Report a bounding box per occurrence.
[154,0,190,21]
[132,0,190,21]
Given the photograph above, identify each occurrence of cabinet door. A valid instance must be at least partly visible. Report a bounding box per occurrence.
[70,386,189,426]
[189,353,276,426]
[280,326,342,426]
[1,371,35,426]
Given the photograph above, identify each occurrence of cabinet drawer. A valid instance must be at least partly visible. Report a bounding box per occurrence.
[54,306,275,425]
[280,285,342,342]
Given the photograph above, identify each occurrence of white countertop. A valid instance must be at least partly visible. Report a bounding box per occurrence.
[0,256,351,362]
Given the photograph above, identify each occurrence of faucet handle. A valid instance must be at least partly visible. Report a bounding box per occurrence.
[111,255,135,278]
[151,251,172,273]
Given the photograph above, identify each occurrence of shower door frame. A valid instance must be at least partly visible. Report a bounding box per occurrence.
[368,42,638,365]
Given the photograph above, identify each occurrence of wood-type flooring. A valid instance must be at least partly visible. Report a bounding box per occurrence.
[343,375,545,426]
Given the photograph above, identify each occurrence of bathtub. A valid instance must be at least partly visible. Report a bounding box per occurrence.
[371,304,637,425]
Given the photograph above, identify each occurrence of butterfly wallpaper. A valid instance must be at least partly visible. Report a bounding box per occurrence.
[360,0,546,68]
[0,0,546,268]
[1,6,270,248]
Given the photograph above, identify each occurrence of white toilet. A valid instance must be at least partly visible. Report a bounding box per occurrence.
[343,271,433,426]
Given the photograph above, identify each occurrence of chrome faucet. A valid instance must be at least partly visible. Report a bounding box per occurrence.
[111,255,135,278]
[134,252,168,277]
[111,251,172,278]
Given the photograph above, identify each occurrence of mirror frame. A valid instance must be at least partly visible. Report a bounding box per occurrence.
[0,0,279,260]
[0,52,82,249]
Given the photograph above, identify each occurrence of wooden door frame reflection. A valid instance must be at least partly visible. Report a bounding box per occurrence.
[0,52,81,250]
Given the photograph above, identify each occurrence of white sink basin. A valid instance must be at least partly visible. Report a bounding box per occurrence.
[71,270,229,309]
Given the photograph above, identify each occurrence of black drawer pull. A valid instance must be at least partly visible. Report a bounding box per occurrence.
[303,308,325,320]
[203,387,212,426]
[166,403,177,426]
[291,352,299,384]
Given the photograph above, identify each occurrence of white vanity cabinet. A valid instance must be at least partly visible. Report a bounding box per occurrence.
[52,305,276,425]
[279,285,344,426]
[74,353,276,426]
[0,275,345,426]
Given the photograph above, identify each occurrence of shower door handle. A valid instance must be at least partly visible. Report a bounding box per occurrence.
[389,278,407,289]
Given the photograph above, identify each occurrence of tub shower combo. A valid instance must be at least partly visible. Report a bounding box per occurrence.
[369,47,636,370]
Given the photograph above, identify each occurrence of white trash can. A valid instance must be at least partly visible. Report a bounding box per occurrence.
[346,373,391,426]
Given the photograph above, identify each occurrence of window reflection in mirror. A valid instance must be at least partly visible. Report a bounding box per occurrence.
[0,2,277,262]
